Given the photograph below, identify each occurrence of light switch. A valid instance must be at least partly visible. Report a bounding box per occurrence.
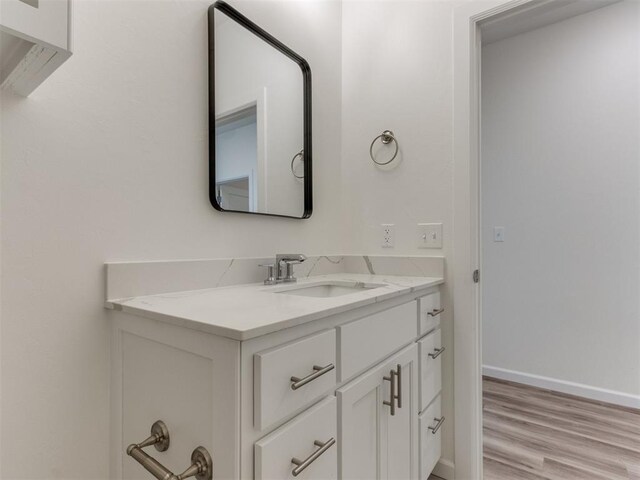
[417,223,443,249]
[494,226,505,242]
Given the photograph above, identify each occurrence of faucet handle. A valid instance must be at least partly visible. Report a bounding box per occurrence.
[280,261,303,283]
[273,254,307,283]
[259,263,277,285]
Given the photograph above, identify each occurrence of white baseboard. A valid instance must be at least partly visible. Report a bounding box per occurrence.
[483,365,640,409]
[432,458,454,479]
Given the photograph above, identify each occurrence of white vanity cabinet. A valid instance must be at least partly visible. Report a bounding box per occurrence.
[110,284,445,480]
[0,0,73,95]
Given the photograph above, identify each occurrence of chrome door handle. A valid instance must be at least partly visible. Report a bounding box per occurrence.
[395,364,402,409]
[383,369,396,416]
[428,347,445,359]
[383,364,401,415]
[427,307,444,317]
[126,420,213,480]
[290,363,334,390]
[428,416,445,434]
[291,437,336,477]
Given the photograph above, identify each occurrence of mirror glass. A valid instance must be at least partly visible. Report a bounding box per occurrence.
[209,1,312,218]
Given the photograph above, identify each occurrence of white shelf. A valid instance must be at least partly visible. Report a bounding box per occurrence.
[0,0,72,96]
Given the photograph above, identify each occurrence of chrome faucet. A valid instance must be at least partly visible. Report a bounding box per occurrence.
[276,254,307,283]
[260,254,307,285]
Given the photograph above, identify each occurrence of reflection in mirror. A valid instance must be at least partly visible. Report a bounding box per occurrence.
[215,105,257,211]
[209,1,312,218]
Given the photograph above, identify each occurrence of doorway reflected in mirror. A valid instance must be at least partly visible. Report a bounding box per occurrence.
[215,105,257,212]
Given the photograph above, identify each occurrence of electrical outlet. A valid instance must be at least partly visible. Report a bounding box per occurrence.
[417,223,443,249]
[381,224,395,248]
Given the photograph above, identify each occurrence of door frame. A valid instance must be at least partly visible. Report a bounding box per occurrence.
[452,1,565,478]
[452,0,622,478]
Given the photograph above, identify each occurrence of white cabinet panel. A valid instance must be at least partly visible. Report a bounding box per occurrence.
[255,396,337,480]
[122,333,214,479]
[418,329,443,412]
[111,316,240,480]
[338,301,417,381]
[254,329,336,430]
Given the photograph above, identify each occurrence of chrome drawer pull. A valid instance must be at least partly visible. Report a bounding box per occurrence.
[291,437,336,477]
[383,364,401,415]
[427,307,444,317]
[126,420,213,480]
[290,363,335,390]
[428,347,445,359]
[428,416,445,434]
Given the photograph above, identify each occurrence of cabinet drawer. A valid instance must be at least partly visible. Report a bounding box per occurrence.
[418,329,443,411]
[418,292,442,335]
[419,395,443,480]
[255,329,337,430]
[255,396,337,480]
[338,301,417,381]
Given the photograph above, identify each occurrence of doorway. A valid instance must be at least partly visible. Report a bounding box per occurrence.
[215,104,259,212]
[452,0,639,478]
[479,1,639,478]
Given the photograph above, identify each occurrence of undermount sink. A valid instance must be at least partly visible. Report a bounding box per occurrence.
[273,280,387,298]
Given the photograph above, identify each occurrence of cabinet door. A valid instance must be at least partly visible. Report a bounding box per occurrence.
[337,357,386,480]
[337,344,418,480]
[385,345,419,480]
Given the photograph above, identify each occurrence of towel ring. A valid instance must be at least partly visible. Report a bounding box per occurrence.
[290,149,304,178]
[369,130,399,166]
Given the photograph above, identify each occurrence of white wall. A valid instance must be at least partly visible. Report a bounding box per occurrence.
[482,1,640,398]
[341,0,456,470]
[0,0,343,477]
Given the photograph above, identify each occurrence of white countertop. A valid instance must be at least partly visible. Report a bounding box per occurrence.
[106,273,443,341]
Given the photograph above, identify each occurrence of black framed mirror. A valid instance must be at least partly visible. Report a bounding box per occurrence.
[208,1,312,219]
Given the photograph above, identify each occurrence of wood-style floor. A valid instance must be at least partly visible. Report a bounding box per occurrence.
[483,376,640,479]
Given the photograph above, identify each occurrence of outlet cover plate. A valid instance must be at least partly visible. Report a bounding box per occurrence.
[381,224,395,248]
[418,223,443,249]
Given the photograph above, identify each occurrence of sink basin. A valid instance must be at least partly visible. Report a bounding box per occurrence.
[273,281,386,298]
